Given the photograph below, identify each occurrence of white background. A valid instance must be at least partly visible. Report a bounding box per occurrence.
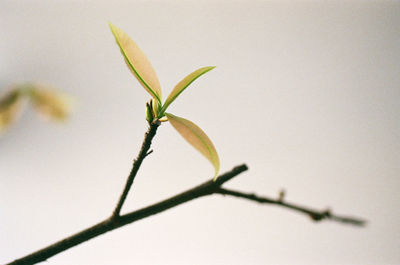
[1,1,399,264]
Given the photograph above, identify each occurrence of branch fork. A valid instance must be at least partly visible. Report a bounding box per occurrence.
[7,123,365,265]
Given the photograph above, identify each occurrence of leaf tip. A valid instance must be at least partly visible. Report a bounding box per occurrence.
[203,66,216,73]
[166,113,220,179]
[108,21,116,31]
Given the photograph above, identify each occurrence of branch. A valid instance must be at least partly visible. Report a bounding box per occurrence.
[216,188,366,226]
[112,121,159,217]
[7,165,248,265]
[7,123,366,265]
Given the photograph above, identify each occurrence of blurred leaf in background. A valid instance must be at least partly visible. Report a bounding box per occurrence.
[0,83,72,135]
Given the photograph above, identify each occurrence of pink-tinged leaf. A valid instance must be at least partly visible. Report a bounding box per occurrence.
[109,22,162,103]
[166,113,220,179]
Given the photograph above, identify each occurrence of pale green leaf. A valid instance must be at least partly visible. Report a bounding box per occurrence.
[166,113,220,179]
[109,22,162,103]
[161,66,215,113]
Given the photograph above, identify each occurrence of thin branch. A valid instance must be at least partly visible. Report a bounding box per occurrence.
[112,121,160,217]
[216,188,366,226]
[7,165,248,265]
[7,123,366,265]
[7,163,366,265]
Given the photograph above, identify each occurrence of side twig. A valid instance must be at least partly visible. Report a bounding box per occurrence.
[216,188,366,226]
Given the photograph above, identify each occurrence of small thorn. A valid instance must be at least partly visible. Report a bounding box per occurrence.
[323,208,331,217]
[145,150,153,157]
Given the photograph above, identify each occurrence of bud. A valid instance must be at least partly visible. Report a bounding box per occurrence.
[152,100,161,118]
[145,102,153,123]
[278,189,285,202]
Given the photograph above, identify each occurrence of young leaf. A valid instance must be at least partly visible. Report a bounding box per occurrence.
[109,22,162,103]
[162,66,215,113]
[30,85,70,121]
[165,113,220,179]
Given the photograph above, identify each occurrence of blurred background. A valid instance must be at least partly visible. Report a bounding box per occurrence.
[1,1,399,264]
